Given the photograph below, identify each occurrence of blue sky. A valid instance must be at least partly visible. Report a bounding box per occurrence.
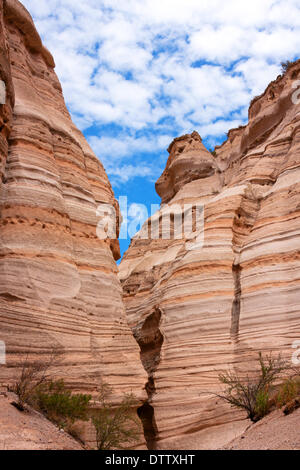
[22,0,300,258]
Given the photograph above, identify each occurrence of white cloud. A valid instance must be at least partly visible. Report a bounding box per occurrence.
[189,26,247,64]
[235,59,281,97]
[88,133,170,185]
[88,133,172,158]
[107,164,154,186]
[22,0,300,183]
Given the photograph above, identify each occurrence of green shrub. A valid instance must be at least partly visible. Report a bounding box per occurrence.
[255,388,270,419]
[217,352,289,422]
[275,377,300,408]
[35,379,92,428]
[92,384,141,450]
[12,347,63,410]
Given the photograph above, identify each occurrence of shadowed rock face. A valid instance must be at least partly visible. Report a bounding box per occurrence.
[120,61,300,449]
[0,0,147,441]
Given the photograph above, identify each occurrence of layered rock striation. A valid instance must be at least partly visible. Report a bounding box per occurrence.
[120,61,300,449]
[0,0,146,428]
[1,0,299,451]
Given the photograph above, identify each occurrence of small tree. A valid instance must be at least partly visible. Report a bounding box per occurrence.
[217,352,288,422]
[12,347,63,411]
[35,379,92,429]
[92,384,141,450]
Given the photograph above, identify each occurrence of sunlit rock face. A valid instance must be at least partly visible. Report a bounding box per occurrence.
[156,131,222,205]
[0,0,147,436]
[119,61,300,449]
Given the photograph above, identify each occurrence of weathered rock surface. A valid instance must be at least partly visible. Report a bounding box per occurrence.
[0,0,13,186]
[120,61,300,449]
[0,0,147,439]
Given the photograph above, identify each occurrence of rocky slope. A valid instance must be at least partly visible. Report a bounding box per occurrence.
[0,0,147,444]
[0,390,83,450]
[223,407,300,450]
[119,61,300,449]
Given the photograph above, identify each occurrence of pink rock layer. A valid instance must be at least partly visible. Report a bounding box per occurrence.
[120,61,300,449]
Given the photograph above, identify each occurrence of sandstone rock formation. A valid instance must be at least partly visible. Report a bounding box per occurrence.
[120,61,300,449]
[1,0,299,451]
[0,0,146,441]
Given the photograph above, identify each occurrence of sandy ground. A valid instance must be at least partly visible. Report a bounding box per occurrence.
[0,387,299,450]
[0,391,83,450]
[223,408,300,450]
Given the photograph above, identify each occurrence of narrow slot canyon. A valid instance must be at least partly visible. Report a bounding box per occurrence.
[134,306,164,449]
[231,263,242,339]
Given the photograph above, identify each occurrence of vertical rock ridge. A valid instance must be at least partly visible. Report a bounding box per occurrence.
[0,0,14,187]
[230,184,263,339]
[135,306,164,449]
[230,263,241,339]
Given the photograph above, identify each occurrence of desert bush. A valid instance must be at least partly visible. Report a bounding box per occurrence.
[217,352,289,422]
[34,379,92,429]
[12,347,63,411]
[254,388,271,419]
[275,376,300,408]
[92,384,141,450]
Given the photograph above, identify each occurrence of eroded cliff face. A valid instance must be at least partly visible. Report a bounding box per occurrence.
[0,0,13,183]
[119,61,300,449]
[0,0,147,434]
